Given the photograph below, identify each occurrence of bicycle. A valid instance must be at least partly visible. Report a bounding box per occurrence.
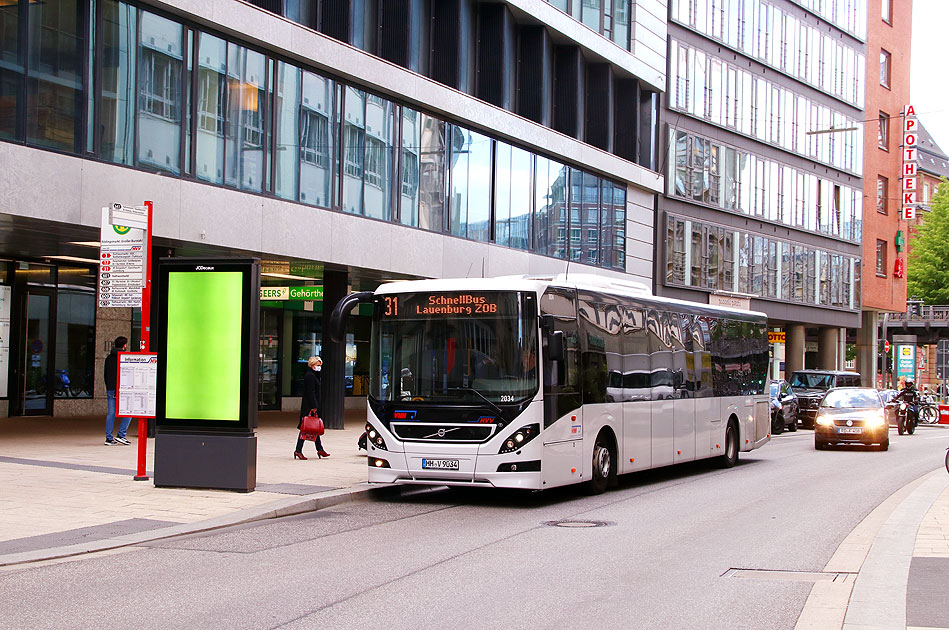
[919,402,939,424]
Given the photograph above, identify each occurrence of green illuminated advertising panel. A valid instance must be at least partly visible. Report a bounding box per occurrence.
[157,258,259,433]
[165,271,243,420]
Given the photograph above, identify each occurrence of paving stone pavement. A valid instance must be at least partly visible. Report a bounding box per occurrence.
[0,409,372,564]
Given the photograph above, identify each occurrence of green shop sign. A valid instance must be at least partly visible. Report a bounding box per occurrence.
[259,286,323,301]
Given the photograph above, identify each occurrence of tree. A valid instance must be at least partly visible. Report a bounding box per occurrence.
[908,178,949,304]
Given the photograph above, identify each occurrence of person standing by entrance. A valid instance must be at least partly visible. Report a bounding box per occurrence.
[294,356,330,459]
[104,336,130,445]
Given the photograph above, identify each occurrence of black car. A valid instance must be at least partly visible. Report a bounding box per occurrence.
[789,370,862,428]
[769,379,799,434]
[814,387,889,450]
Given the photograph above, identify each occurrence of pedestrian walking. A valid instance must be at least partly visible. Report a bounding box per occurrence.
[294,356,330,459]
[104,336,130,445]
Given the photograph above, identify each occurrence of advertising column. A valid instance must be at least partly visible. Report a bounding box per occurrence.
[154,259,259,492]
[894,334,918,386]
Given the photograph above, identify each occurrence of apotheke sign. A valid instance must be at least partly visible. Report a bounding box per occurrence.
[259,286,323,301]
[902,105,918,222]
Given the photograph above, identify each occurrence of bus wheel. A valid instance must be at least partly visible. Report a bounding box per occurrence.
[588,436,613,495]
[719,420,739,468]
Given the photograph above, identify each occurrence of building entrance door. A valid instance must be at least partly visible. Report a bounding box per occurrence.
[17,289,56,416]
[258,308,282,410]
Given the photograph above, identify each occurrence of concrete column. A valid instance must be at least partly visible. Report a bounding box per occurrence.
[818,327,839,370]
[321,269,349,430]
[856,311,878,387]
[786,324,806,377]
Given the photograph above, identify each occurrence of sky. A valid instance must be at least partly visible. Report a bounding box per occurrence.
[910,0,949,152]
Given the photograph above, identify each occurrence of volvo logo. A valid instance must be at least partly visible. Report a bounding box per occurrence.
[437,429,446,437]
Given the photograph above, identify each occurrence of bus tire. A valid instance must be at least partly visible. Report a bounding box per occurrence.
[587,434,613,495]
[719,419,739,468]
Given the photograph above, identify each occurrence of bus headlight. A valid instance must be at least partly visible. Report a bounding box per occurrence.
[367,422,388,451]
[499,424,540,454]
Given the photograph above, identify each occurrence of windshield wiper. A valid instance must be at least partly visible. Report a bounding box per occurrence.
[444,387,505,416]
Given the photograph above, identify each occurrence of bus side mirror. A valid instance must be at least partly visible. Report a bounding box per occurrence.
[546,330,565,362]
[540,314,555,334]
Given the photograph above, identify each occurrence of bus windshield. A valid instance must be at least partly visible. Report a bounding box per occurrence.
[370,291,538,405]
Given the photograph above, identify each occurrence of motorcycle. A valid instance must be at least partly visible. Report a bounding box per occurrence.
[897,400,918,435]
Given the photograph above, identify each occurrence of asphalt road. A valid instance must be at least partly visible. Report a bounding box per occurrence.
[3,427,948,630]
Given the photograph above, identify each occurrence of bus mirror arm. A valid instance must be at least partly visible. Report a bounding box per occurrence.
[328,291,375,343]
[546,330,565,362]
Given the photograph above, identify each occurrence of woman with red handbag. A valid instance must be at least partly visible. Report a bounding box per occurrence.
[294,356,330,459]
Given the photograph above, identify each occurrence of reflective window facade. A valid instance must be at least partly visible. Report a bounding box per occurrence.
[670,0,866,108]
[544,0,632,50]
[665,214,860,310]
[0,0,636,274]
[670,39,863,175]
[670,129,863,242]
[787,0,867,39]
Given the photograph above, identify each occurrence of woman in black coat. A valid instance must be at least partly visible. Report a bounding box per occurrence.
[295,356,330,459]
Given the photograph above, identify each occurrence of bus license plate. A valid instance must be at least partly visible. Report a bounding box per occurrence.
[422,458,459,470]
[838,427,862,434]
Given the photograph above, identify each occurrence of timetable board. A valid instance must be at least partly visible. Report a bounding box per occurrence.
[117,352,158,418]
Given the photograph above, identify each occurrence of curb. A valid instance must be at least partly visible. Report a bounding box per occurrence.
[0,483,397,568]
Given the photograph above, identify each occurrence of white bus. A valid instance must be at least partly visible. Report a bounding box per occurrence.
[333,274,771,493]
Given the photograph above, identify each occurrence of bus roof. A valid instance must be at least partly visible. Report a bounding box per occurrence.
[373,274,767,322]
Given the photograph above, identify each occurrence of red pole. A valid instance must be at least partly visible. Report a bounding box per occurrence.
[134,200,153,481]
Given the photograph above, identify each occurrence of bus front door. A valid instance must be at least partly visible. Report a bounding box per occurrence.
[539,287,582,489]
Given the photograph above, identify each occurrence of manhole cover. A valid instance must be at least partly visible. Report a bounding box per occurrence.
[543,520,615,528]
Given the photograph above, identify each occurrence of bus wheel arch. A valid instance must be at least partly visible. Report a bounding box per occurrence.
[719,415,740,468]
[588,427,618,494]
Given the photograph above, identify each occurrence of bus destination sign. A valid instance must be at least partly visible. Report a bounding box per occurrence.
[382,293,502,317]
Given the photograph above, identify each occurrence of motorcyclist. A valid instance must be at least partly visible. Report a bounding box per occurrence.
[894,379,921,427]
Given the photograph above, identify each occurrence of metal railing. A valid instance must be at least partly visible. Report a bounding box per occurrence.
[884,306,949,323]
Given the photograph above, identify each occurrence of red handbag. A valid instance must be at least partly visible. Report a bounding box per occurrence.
[300,409,325,439]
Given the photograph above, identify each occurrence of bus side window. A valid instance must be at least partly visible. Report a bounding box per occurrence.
[622,307,648,401]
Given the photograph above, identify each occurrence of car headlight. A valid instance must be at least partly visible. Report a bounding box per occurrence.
[865,410,887,427]
[815,412,834,426]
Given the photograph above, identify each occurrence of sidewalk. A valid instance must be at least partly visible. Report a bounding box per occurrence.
[0,409,377,566]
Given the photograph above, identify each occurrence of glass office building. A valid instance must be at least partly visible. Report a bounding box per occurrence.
[660,0,867,378]
[0,0,666,417]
